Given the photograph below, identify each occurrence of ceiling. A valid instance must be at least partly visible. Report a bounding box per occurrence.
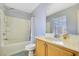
[46,3,77,16]
[5,3,40,13]
[5,3,77,16]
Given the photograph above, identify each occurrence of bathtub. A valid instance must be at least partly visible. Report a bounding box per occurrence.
[0,41,30,56]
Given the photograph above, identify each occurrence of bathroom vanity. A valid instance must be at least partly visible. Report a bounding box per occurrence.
[35,37,79,56]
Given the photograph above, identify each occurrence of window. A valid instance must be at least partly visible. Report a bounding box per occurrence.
[53,16,67,36]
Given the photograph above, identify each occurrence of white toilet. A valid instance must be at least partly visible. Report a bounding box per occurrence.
[25,43,35,56]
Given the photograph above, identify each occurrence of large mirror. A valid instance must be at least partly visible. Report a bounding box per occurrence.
[46,3,78,35]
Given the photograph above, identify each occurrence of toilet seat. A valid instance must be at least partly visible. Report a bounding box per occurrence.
[25,43,35,51]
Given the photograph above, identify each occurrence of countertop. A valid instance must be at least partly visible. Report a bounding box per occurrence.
[36,36,79,52]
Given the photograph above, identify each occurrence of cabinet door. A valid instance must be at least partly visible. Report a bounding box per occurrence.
[76,53,79,56]
[35,39,46,56]
[47,43,73,56]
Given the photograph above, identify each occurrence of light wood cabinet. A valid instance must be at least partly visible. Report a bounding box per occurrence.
[35,39,79,56]
[46,43,73,56]
[35,39,46,56]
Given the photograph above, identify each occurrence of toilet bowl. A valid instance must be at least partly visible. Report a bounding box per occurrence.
[25,43,35,56]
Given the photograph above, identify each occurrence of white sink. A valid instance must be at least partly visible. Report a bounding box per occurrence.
[63,35,79,51]
[44,36,64,46]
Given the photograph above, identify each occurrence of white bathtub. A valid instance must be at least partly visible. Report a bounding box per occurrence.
[0,41,30,56]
